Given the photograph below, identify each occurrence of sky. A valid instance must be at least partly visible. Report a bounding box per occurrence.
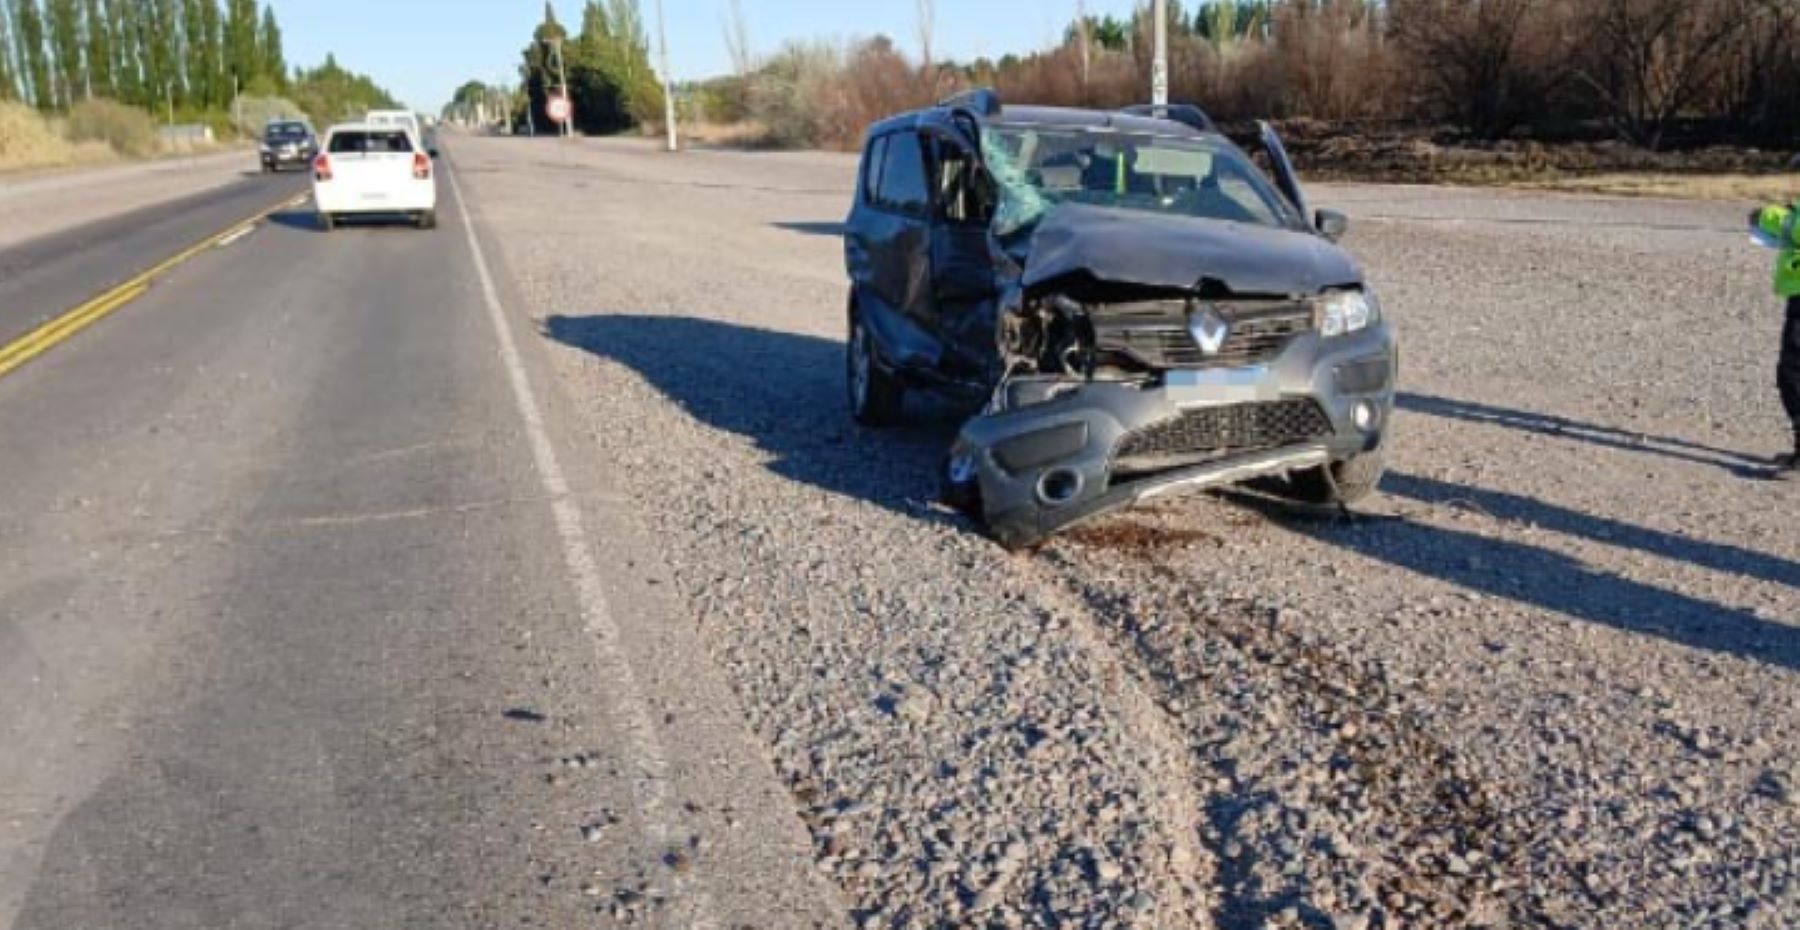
[279,0,1141,114]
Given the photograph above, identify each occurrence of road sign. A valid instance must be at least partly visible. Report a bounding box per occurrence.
[546,94,572,126]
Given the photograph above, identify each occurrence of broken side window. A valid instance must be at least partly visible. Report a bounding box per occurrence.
[874,133,930,217]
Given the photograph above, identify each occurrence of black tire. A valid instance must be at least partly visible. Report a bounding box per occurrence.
[318,212,335,232]
[1285,448,1386,506]
[847,310,903,426]
[416,210,438,230]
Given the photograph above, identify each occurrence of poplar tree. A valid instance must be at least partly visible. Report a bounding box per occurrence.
[13,0,51,108]
[256,1,279,89]
[105,0,137,104]
[223,0,254,90]
[80,0,107,96]
[0,3,17,101]
[196,0,219,103]
[44,0,79,105]
[181,0,206,103]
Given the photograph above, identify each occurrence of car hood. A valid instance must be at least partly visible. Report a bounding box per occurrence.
[1017,203,1362,297]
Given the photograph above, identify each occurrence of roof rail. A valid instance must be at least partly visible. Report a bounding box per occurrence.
[1121,103,1218,134]
[939,88,1002,117]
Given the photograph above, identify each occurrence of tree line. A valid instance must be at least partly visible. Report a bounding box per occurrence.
[0,0,286,114]
[696,0,1800,152]
[515,1,664,135]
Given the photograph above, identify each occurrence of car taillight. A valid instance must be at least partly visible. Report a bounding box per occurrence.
[412,153,431,180]
[313,154,332,181]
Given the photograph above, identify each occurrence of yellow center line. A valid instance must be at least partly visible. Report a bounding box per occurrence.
[0,190,311,382]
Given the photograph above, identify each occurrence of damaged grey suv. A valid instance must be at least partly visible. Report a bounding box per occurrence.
[843,90,1396,547]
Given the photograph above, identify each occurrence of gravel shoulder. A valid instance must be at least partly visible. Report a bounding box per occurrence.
[0,148,256,251]
[455,134,1799,929]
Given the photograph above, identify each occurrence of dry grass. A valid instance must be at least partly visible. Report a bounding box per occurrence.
[0,101,140,173]
[1513,172,1798,202]
[679,120,771,149]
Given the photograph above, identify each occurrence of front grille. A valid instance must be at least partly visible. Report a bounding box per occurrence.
[1095,299,1315,370]
[1114,399,1332,472]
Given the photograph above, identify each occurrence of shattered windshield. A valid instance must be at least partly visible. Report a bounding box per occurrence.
[983,124,1302,238]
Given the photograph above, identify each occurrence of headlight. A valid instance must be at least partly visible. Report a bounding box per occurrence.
[1318,290,1380,338]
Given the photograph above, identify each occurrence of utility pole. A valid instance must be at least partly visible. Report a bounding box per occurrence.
[550,37,571,139]
[654,0,677,152]
[1151,0,1169,107]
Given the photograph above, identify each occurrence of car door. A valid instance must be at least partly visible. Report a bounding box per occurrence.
[847,130,940,371]
[1256,121,1309,221]
[921,124,1000,380]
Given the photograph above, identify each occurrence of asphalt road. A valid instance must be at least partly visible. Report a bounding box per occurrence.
[0,173,308,349]
[0,152,839,928]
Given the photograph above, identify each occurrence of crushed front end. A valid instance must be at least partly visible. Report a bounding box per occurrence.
[951,281,1396,548]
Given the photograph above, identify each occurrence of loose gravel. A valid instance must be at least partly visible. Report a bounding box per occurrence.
[454,135,1799,929]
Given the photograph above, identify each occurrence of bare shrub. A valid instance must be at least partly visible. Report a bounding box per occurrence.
[0,101,80,170]
[1391,0,1575,138]
[65,98,159,157]
[748,41,842,148]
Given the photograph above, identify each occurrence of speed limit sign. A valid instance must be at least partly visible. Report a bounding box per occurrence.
[546,94,572,125]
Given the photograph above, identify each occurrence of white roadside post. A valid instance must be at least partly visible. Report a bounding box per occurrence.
[1152,0,1169,107]
[655,0,678,152]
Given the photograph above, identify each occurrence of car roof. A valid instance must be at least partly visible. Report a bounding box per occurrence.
[864,102,1213,144]
[325,122,412,135]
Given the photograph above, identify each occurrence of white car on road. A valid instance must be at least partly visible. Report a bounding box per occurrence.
[312,123,437,231]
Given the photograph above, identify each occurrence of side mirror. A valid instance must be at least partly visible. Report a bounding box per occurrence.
[1315,209,1349,242]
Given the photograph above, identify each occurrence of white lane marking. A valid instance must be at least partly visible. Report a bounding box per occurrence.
[444,163,720,929]
[214,225,255,248]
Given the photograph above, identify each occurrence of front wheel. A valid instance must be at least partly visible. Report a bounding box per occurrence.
[847,312,903,426]
[1284,448,1386,506]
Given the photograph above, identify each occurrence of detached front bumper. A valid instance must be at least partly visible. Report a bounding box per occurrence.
[953,323,1396,547]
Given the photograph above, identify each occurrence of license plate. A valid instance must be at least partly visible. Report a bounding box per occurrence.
[360,192,388,202]
[1166,366,1276,404]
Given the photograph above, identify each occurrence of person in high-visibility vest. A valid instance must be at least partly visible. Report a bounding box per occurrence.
[1753,201,1800,478]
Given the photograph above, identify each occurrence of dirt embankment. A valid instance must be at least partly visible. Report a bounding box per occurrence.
[1252,119,1797,199]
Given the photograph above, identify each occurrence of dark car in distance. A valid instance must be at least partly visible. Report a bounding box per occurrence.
[260,120,319,173]
[842,90,1397,547]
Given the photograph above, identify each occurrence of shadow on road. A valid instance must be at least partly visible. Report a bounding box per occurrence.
[545,314,1799,671]
[1398,392,1766,474]
[264,210,428,234]
[542,313,967,529]
[1382,472,1799,591]
[1231,482,1800,669]
[770,221,845,237]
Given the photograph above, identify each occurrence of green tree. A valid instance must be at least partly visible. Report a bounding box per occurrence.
[522,0,663,134]
[288,51,400,125]
[256,2,280,89]
[80,0,108,95]
[141,0,181,107]
[13,0,52,108]
[0,3,18,100]
[180,0,206,103]
[197,0,220,104]
[223,0,255,91]
[105,0,139,104]
[45,0,79,105]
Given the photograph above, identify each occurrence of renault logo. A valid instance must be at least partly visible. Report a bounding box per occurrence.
[1189,305,1231,356]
